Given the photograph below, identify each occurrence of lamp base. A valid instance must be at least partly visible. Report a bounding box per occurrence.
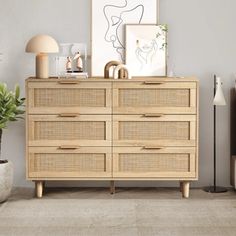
[36,53,48,79]
[203,186,228,193]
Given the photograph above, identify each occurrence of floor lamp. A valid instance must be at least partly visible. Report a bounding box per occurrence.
[204,75,227,193]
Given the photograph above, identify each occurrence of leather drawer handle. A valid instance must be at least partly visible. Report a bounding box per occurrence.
[58,80,80,84]
[59,113,80,117]
[143,146,164,150]
[144,81,165,85]
[144,113,164,117]
[59,145,80,149]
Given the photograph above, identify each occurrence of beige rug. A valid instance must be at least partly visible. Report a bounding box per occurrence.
[0,188,235,236]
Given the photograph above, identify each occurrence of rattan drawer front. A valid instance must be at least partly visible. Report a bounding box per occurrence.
[27,81,112,114]
[28,115,111,146]
[113,81,197,114]
[113,147,196,178]
[28,147,111,178]
[113,115,196,146]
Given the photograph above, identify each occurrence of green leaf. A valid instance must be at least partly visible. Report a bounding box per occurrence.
[15,84,20,99]
[0,82,25,129]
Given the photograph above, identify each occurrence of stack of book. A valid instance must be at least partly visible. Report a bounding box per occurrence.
[65,72,88,79]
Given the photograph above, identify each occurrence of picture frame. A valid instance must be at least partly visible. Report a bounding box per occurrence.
[125,24,167,77]
[91,0,159,76]
[56,43,88,78]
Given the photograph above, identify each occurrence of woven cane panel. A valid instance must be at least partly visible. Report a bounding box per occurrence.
[119,89,190,107]
[29,153,106,172]
[119,122,189,140]
[118,153,190,172]
[34,121,105,140]
[34,88,106,107]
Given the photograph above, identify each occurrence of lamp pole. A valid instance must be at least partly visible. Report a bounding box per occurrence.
[213,76,216,191]
[203,75,227,193]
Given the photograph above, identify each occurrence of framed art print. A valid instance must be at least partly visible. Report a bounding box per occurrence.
[91,0,158,76]
[125,24,167,76]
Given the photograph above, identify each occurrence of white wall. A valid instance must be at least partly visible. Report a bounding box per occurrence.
[0,0,234,188]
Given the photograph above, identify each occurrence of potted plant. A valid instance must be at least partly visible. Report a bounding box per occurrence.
[0,83,24,202]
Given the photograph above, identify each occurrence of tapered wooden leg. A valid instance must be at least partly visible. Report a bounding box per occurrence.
[182,181,190,198]
[180,181,183,192]
[35,181,43,198]
[110,181,115,194]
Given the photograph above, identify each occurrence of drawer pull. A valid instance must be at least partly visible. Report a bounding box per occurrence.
[59,113,79,117]
[143,146,164,150]
[144,113,164,117]
[58,80,80,84]
[144,81,165,85]
[59,145,80,149]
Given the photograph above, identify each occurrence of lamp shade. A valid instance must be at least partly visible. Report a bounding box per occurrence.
[25,34,59,53]
[213,77,226,106]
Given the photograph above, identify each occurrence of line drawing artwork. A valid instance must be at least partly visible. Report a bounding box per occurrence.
[135,39,158,70]
[92,0,157,76]
[134,25,167,71]
[103,0,144,62]
[126,25,167,76]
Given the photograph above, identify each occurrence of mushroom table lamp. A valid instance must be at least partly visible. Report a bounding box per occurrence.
[25,34,59,79]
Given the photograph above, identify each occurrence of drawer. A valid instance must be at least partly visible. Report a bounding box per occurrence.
[28,115,111,146]
[113,81,197,114]
[27,81,112,114]
[113,115,196,147]
[113,147,196,178]
[27,147,112,178]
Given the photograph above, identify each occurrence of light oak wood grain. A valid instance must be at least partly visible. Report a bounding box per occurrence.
[26,77,199,198]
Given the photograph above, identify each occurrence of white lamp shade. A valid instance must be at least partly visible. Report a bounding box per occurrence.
[213,77,226,106]
[25,34,59,53]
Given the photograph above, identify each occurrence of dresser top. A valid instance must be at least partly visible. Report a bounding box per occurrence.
[26,76,198,82]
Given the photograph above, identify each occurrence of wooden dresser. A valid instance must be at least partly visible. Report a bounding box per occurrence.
[26,77,199,198]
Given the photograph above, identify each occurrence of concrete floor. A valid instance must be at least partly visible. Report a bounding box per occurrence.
[0,187,236,236]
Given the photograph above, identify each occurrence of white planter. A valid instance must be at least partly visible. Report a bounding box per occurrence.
[0,161,13,203]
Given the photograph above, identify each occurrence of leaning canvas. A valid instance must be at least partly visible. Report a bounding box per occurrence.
[125,24,167,76]
[91,0,157,76]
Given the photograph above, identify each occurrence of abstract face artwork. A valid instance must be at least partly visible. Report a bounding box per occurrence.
[126,24,167,76]
[135,39,158,68]
[103,1,144,61]
[92,0,157,76]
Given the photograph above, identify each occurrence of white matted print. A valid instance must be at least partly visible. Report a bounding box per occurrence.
[91,0,157,76]
[125,24,167,76]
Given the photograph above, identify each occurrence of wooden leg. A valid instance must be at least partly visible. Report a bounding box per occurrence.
[180,181,183,192]
[110,181,115,194]
[35,181,43,198]
[182,181,190,198]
